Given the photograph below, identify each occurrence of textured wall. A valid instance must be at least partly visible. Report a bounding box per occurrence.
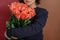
[0,0,18,40]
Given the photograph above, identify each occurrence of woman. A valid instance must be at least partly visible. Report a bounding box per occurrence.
[5,0,48,40]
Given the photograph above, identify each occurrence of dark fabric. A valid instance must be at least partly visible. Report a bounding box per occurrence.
[6,7,48,40]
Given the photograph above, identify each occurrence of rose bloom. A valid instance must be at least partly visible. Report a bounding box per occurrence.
[8,2,36,20]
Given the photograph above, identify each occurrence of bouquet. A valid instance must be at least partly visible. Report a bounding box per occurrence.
[5,2,36,40]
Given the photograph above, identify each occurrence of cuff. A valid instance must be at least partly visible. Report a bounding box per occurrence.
[6,29,12,38]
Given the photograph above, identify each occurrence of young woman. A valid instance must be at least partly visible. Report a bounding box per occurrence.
[5,0,48,40]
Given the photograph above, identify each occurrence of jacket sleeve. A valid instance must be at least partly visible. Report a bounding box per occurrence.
[6,9,48,38]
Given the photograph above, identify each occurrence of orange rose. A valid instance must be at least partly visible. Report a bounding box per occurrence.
[20,13,28,20]
[8,2,36,20]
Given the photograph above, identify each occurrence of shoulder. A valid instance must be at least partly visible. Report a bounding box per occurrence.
[35,7,48,16]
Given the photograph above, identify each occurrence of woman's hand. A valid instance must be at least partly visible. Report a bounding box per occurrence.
[11,36,18,39]
[4,31,11,40]
[4,31,18,40]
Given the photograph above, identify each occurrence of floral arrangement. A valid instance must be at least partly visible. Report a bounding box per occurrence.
[5,2,36,40]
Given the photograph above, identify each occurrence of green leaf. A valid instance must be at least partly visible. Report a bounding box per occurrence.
[11,24,15,28]
[24,19,31,26]
[9,14,19,28]
[6,21,10,29]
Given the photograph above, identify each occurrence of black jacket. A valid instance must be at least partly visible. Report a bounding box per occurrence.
[7,7,48,40]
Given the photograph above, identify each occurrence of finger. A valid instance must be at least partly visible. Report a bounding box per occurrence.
[4,32,11,39]
[11,36,18,39]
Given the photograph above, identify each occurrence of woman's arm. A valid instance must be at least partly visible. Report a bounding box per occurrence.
[6,9,48,38]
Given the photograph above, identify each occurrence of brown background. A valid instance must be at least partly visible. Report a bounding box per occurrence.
[0,0,60,40]
[39,0,60,40]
